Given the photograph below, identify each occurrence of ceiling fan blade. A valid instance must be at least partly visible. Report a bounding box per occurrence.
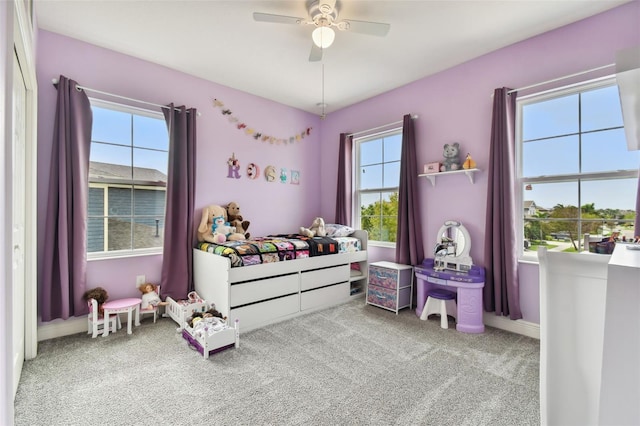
[340,19,390,36]
[253,12,305,25]
[309,43,323,62]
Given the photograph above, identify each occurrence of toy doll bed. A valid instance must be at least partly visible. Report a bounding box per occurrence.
[182,318,239,360]
[193,230,368,332]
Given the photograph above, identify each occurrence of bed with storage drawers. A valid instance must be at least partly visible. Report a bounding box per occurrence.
[193,230,368,331]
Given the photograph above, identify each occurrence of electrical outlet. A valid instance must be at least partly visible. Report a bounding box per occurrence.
[136,275,146,286]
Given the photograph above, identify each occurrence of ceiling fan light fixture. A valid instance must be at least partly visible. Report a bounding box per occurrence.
[312,26,335,49]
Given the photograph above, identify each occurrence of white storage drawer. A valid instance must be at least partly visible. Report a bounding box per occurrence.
[300,264,349,291]
[230,294,299,330]
[230,273,298,306]
[301,282,349,311]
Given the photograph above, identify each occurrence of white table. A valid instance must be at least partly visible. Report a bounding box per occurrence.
[102,297,142,337]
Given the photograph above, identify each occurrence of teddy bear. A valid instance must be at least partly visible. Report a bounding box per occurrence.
[197,204,245,243]
[138,283,168,310]
[440,142,462,172]
[300,217,327,238]
[226,201,250,239]
[82,286,109,315]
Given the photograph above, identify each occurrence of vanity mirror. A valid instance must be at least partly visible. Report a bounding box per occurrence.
[433,220,473,272]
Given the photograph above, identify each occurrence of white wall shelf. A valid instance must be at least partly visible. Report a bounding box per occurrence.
[418,168,480,186]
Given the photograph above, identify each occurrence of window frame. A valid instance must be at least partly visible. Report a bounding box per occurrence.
[87,99,169,260]
[353,127,403,248]
[516,76,638,261]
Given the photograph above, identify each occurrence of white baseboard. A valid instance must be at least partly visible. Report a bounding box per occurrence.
[37,317,87,341]
[38,307,540,341]
[483,313,540,339]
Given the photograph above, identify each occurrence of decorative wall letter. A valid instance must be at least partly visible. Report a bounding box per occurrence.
[264,165,277,182]
[247,163,260,179]
[291,170,300,185]
[227,153,241,179]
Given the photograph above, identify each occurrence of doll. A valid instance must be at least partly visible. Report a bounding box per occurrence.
[138,283,167,309]
[83,286,109,315]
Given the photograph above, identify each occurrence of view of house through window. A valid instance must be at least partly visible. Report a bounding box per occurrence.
[87,100,169,257]
[355,129,402,245]
[518,77,639,255]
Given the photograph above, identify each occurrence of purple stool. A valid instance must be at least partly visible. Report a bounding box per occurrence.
[420,289,457,329]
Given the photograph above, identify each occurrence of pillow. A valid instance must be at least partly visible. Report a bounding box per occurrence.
[324,224,355,237]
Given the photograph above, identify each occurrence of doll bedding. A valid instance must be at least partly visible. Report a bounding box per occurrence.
[196,234,361,268]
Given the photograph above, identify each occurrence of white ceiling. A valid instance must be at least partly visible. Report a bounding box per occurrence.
[35,0,630,115]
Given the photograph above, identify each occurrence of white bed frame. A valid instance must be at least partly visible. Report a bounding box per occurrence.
[193,230,368,332]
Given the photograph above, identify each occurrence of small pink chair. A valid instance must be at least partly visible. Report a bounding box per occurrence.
[87,298,120,338]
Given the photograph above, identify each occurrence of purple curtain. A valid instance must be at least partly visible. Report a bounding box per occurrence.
[40,76,93,321]
[335,133,353,225]
[161,104,197,301]
[483,88,522,320]
[395,114,424,266]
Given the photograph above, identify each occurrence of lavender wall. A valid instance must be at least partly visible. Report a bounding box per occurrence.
[320,2,640,323]
[36,31,322,303]
[35,2,639,321]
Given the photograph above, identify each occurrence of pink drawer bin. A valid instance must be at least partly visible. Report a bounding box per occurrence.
[367,285,411,311]
[369,265,401,289]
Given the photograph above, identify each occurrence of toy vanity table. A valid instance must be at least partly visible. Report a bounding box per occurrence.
[416,220,485,333]
[415,259,485,333]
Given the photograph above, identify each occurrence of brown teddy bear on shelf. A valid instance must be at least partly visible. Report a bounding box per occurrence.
[82,286,109,315]
[197,204,245,243]
[226,201,250,239]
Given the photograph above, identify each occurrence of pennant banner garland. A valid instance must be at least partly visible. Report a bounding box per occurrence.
[213,98,312,146]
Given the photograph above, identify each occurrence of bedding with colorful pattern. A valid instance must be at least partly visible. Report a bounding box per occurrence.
[196,234,361,267]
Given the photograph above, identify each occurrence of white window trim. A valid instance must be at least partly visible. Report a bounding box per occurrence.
[516,75,638,262]
[353,127,402,247]
[87,99,167,260]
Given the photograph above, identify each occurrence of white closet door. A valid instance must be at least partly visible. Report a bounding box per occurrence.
[12,49,27,397]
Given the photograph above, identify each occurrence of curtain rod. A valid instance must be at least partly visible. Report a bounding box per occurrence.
[348,114,418,138]
[51,78,200,115]
[507,63,615,94]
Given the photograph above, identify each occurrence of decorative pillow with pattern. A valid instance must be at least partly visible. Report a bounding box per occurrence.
[324,224,355,237]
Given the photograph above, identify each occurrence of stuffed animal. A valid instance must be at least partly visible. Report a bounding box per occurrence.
[462,153,477,170]
[197,204,245,243]
[440,142,461,172]
[82,286,109,315]
[211,216,237,242]
[226,201,250,239]
[138,283,167,310]
[300,217,327,238]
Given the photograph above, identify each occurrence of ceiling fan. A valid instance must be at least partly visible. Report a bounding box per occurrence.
[253,0,390,62]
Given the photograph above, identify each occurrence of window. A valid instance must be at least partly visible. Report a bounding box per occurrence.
[355,129,402,245]
[87,100,169,258]
[517,77,639,256]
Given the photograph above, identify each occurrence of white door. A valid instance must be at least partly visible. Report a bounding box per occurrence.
[12,50,27,397]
